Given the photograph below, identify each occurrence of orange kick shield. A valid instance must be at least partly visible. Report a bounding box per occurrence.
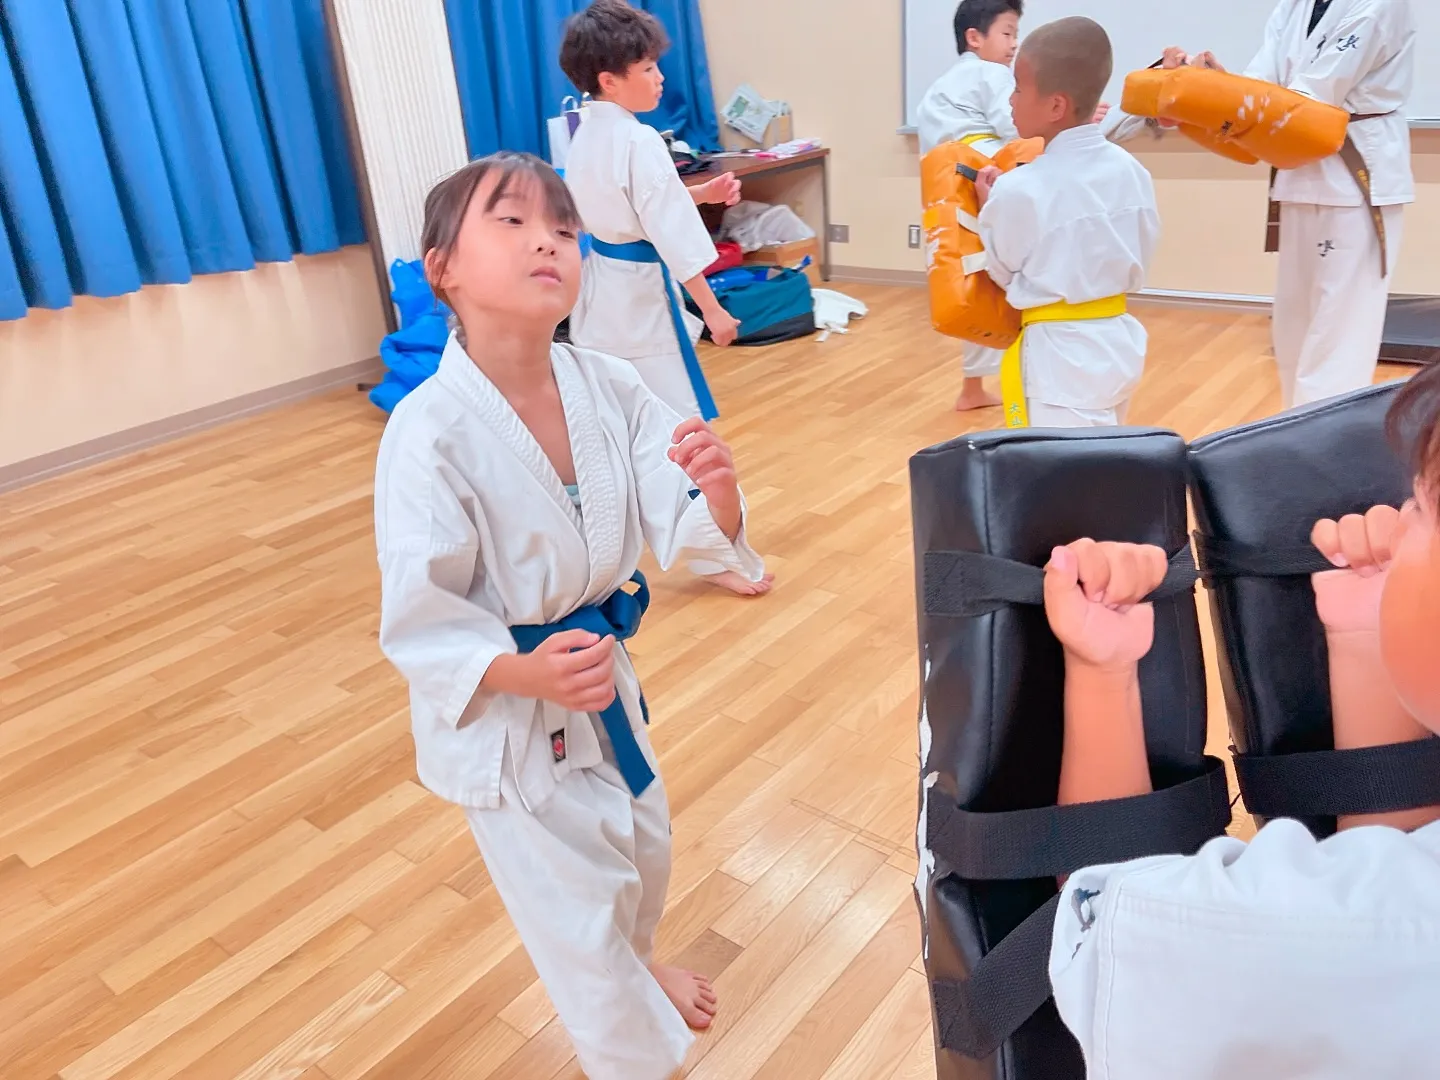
[1120,66,1349,170]
[920,137,1044,347]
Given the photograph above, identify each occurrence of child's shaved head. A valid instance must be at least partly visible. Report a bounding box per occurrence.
[1018,16,1113,119]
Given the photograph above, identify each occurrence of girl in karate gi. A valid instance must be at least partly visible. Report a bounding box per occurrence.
[374,151,769,1080]
[1040,368,1440,1078]
[560,0,773,597]
[1172,0,1417,409]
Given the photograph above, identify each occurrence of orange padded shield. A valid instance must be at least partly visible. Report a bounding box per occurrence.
[920,137,1044,347]
[1122,66,1348,170]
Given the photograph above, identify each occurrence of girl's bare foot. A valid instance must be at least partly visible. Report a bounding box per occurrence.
[650,964,718,1029]
[703,570,775,596]
[954,378,1002,412]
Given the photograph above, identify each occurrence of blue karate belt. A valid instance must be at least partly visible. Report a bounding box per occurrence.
[586,237,720,422]
[508,572,655,797]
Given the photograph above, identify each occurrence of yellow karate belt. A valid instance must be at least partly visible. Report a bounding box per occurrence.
[1000,295,1128,429]
[960,132,996,146]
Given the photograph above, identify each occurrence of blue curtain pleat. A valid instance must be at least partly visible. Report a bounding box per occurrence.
[0,0,366,321]
[444,0,721,161]
[3,3,143,299]
[291,0,364,247]
[0,24,74,313]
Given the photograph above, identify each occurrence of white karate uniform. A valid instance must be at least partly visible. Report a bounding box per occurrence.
[916,52,1020,383]
[1245,0,1416,409]
[1051,818,1440,1079]
[978,124,1159,425]
[565,100,717,419]
[374,337,765,1080]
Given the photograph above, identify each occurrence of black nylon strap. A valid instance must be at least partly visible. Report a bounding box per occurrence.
[932,895,1061,1060]
[1234,737,1440,818]
[927,759,1232,1058]
[927,756,1232,880]
[1192,532,1335,579]
[923,546,1198,618]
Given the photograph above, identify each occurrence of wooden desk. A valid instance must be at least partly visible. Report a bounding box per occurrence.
[683,148,832,280]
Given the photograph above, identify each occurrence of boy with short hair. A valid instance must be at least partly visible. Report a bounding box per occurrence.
[916,0,1024,412]
[561,0,773,597]
[975,17,1159,428]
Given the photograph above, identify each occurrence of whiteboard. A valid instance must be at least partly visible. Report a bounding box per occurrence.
[902,0,1440,129]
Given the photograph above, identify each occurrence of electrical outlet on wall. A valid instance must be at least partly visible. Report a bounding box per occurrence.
[908,225,922,249]
[828,224,850,243]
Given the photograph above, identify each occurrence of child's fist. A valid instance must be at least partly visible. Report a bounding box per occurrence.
[706,307,740,347]
[1043,540,1169,670]
[975,165,1002,208]
[1311,503,1407,634]
[523,630,617,713]
[669,418,739,508]
[699,172,742,207]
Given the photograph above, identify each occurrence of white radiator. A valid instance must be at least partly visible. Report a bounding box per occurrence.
[330,0,470,273]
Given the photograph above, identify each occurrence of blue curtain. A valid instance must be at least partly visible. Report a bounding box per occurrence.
[0,0,365,322]
[443,0,721,162]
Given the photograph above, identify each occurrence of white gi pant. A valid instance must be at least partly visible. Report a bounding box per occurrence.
[464,717,690,1080]
[1273,202,1403,410]
[1026,399,1130,428]
[963,342,1002,379]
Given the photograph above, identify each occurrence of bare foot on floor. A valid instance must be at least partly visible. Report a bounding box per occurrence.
[651,964,718,1029]
[703,570,776,597]
[954,384,1002,411]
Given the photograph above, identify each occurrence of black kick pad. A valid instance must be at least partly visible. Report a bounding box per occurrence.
[911,428,1224,1080]
[1187,383,1413,835]
[1380,296,1440,367]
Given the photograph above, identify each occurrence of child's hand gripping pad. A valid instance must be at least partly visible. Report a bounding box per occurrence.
[1187,383,1440,838]
[920,137,1044,348]
[1122,66,1349,169]
[912,428,1230,1077]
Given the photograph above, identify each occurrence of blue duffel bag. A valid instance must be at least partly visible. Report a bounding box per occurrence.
[689,264,815,346]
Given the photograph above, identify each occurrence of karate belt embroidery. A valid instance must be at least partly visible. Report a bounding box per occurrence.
[1265,111,1394,276]
[999,295,1128,429]
[509,572,656,796]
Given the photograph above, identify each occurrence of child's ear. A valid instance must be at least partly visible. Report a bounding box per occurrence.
[596,69,620,97]
[965,27,985,52]
[422,249,447,300]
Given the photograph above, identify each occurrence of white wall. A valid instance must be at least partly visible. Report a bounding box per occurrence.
[0,246,386,473]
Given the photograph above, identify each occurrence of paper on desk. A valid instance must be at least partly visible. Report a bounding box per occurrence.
[722,84,780,142]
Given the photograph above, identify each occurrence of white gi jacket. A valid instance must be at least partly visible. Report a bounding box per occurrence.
[1051,818,1440,1079]
[564,100,715,360]
[978,125,1160,410]
[916,52,1020,155]
[374,337,765,813]
[1246,0,1416,206]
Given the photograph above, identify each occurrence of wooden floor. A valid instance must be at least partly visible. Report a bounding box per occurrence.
[0,285,1408,1079]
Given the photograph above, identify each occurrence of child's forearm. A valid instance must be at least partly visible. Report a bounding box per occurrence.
[1058,660,1152,806]
[1326,629,1440,832]
[480,653,535,698]
[682,272,723,320]
[706,494,742,542]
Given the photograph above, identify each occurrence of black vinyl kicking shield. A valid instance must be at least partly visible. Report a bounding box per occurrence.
[1187,383,1440,836]
[911,428,1232,1080]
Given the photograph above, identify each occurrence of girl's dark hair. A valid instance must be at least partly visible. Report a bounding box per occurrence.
[420,151,582,309]
[954,0,1023,53]
[560,0,669,97]
[1387,365,1440,500]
